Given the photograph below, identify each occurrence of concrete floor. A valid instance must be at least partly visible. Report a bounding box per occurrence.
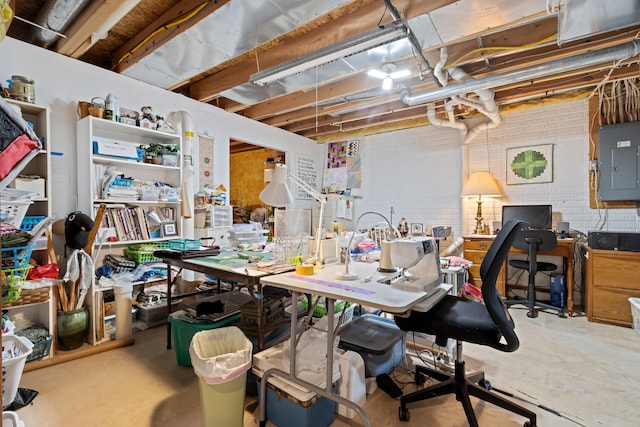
[13,307,640,427]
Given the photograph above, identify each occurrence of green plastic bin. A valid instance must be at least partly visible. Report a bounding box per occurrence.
[168,311,240,366]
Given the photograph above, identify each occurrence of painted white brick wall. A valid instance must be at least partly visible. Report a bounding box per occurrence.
[352,98,640,236]
[348,98,640,308]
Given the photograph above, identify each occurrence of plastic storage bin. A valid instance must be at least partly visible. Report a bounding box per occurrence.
[168,310,241,366]
[2,335,33,406]
[256,380,336,427]
[338,314,404,378]
[189,326,253,427]
[252,327,340,427]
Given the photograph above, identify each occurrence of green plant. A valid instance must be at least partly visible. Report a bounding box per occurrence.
[145,143,178,155]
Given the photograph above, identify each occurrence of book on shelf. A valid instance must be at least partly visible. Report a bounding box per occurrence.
[97,205,152,242]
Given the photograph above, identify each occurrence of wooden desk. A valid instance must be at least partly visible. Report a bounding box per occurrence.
[463,235,576,315]
[585,247,640,327]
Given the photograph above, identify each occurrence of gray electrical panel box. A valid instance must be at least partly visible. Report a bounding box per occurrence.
[598,121,640,201]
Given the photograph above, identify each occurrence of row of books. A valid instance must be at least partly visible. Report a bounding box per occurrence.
[100,206,153,242]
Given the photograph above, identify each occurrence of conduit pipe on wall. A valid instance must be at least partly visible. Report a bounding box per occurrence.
[402,38,640,106]
[166,110,195,280]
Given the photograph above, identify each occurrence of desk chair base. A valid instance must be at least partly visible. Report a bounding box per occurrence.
[505,295,566,319]
[398,343,537,427]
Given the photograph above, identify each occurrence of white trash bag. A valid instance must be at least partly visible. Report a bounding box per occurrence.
[189,326,252,385]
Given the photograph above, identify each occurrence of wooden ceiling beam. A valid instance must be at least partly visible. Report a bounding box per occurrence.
[113,0,231,72]
[55,0,137,57]
[189,0,457,102]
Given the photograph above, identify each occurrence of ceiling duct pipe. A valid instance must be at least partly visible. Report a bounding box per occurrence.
[381,0,438,84]
[29,0,90,47]
[402,38,640,106]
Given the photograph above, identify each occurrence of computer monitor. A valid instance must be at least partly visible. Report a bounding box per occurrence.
[501,204,552,229]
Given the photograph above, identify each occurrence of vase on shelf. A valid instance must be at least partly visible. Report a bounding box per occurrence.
[57,308,89,351]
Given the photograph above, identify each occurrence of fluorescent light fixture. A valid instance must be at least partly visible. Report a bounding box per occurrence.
[250,20,409,86]
[382,77,393,90]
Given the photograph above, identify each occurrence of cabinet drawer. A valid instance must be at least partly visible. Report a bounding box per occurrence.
[464,239,493,251]
[465,251,487,266]
[591,287,640,326]
[592,254,640,290]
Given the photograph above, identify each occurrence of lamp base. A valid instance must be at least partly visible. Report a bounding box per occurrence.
[334,271,359,281]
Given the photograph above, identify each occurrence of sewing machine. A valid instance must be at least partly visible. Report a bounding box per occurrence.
[378,237,440,291]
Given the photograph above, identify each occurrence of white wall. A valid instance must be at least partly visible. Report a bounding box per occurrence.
[352,98,640,239]
[0,37,322,223]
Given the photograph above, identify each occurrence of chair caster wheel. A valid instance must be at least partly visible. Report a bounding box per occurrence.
[399,406,410,421]
[259,421,267,427]
[527,311,535,318]
[523,421,535,427]
[478,379,492,390]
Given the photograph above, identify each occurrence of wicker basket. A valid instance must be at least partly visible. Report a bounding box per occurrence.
[2,287,50,307]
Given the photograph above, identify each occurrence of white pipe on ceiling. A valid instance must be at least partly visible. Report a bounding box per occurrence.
[401,38,640,106]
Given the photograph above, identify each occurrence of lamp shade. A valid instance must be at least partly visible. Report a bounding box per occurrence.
[259,163,293,207]
[461,171,502,197]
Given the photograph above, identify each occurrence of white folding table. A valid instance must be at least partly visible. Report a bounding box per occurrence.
[258,261,451,427]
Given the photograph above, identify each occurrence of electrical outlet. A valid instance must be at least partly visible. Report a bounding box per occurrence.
[589,160,598,172]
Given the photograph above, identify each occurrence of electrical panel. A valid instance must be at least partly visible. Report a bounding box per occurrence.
[597,121,640,201]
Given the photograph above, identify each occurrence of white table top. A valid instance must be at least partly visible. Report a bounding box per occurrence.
[260,261,439,314]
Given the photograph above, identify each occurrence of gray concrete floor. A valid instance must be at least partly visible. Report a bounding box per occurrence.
[15,307,640,426]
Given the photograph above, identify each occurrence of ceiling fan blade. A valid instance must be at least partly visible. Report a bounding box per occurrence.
[389,69,411,79]
[367,69,388,79]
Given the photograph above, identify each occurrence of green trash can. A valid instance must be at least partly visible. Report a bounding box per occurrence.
[189,326,253,427]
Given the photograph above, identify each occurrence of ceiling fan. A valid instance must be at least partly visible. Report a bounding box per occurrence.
[367,63,411,90]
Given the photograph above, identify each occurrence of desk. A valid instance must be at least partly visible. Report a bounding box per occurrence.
[258,262,449,427]
[161,251,288,350]
[463,235,576,314]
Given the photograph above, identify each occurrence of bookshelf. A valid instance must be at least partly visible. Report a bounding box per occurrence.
[76,116,182,345]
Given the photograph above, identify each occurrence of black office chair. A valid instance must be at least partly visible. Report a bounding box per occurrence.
[394,219,537,427]
[504,229,565,318]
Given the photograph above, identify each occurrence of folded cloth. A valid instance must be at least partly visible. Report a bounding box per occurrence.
[154,246,220,259]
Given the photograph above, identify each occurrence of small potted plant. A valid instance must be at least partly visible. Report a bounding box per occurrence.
[144,143,165,164]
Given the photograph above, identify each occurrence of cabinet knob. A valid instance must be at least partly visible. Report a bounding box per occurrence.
[480,242,488,249]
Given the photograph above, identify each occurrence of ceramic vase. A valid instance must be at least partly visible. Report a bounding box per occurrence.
[57,308,89,351]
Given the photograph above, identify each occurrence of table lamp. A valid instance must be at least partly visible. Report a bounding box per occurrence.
[460,171,502,234]
[259,163,327,263]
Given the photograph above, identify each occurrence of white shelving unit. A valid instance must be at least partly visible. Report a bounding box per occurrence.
[5,99,52,263]
[76,116,182,345]
[4,99,55,365]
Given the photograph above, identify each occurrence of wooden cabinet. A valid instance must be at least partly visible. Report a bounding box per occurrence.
[463,236,505,297]
[585,247,640,327]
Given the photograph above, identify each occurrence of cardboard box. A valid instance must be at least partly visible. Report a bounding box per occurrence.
[9,176,45,198]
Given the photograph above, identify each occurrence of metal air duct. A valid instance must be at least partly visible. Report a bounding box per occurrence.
[29,0,90,47]
[402,38,640,106]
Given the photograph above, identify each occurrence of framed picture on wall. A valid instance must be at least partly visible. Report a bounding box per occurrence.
[161,221,178,237]
[506,144,554,185]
